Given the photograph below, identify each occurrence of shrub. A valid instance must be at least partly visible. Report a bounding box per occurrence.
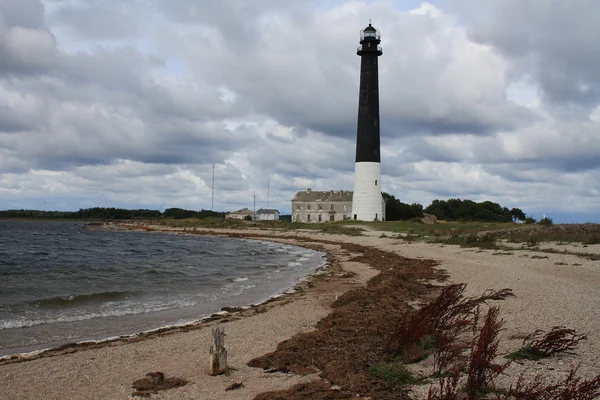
[539,217,553,226]
[465,306,508,398]
[386,284,514,364]
[244,215,253,221]
[508,367,600,400]
[525,217,536,224]
[507,327,587,360]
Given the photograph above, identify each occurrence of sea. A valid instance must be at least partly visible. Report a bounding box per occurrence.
[0,220,325,356]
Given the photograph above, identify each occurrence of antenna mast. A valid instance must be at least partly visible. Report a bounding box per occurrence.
[267,179,270,210]
[211,164,215,211]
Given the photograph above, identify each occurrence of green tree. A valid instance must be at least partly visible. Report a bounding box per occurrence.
[383,193,424,221]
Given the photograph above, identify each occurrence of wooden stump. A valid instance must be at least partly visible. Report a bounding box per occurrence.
[209,327,227,375]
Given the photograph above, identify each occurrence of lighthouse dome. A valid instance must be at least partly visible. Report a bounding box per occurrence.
[360,23,380,40]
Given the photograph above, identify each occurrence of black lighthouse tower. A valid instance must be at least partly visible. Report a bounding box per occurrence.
[352,23,385,221]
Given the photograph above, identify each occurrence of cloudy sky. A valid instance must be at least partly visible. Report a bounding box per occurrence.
[1,0,599,222]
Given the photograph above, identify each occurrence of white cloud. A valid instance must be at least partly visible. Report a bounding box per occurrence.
[0,0,598,221]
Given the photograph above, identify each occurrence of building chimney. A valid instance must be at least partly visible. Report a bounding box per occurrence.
[307,188,312,193]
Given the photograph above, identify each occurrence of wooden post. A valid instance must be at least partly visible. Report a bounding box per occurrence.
[209,327,227,375]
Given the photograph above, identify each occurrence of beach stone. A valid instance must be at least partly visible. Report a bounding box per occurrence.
[145,371,164,385]
[129,391,152,399]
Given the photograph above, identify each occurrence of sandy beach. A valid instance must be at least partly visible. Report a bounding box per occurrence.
[1,227,599,399]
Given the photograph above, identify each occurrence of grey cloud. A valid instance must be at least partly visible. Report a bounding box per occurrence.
[449,0,600,107]
[48,0,140,40]
[0,0,45,29]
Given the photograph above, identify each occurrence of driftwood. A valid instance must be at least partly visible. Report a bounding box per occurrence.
[225,378,248,391]
[209,327,228,375]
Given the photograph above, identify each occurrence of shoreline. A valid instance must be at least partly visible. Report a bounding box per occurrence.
[1,225,599,399]
[0,233,330,363]
[1,228,386,400]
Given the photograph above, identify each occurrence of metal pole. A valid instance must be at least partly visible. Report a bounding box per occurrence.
[253,192,256,221]
[267,179,270,210]
[211,164,215,212]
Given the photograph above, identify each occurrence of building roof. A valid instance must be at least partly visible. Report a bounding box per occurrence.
[293,189,353,202]
[256,208,279,214]
[228,208,254,214]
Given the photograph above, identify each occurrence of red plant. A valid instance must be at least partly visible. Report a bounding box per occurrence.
[465,306,508,399]
[386,283,514,361]
[526,327,587,357]
[508,367,600,400]
[427,369,461,400]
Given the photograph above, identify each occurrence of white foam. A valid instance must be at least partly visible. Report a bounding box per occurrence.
[233,276,248,282]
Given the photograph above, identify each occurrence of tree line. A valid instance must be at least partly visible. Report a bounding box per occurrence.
[0,198,527,223]
[384,193,527,223]
[0,207,226,220]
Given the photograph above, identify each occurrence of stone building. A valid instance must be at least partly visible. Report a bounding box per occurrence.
[292,189,353,223]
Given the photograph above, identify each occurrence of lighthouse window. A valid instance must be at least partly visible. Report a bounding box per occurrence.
[375,180,378,186]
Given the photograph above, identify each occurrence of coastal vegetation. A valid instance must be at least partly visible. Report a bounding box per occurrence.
[382,194,527,223]
[247,243,600,399]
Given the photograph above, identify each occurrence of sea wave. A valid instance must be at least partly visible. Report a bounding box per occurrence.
[0,299,196,330]
[28,291,136,309]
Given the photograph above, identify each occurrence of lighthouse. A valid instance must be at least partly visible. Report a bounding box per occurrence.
[352,23,385,221]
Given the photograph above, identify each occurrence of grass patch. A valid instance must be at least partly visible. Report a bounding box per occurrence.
[369,359,422,386]
[506,345,548,361]
[441,233,498,249]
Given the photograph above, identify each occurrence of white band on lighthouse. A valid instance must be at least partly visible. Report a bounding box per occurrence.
[352,162,384,221]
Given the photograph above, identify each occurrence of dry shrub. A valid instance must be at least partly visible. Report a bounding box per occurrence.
[427,370,461,400]
[386,283,514,364]
[508,367,600,400]
[527,327,587,357]
[465,306,508,398]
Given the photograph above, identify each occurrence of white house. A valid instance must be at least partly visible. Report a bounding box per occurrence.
[255,208,280,221]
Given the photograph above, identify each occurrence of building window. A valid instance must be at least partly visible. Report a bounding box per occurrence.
[307,214,311,221]
[330,215,335,222]
[318,204,322,210]
[330,204,335,211]
[354,214,357,220]
[343,215,346,220]
[343,204,347,211]
[296,204,301,210]
[318,214,322,222]
[295,214,300,222]
[307,204,311,210]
